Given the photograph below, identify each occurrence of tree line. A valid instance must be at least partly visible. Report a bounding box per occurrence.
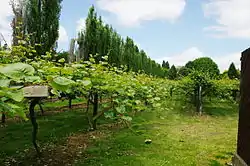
[2,2,240,80]
[77,6,240,79]
[77,6,165,76]
[164,57,240,80]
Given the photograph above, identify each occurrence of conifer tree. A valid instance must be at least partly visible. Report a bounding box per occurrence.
[168,65,177,80]
[165,61,170,69]
[162,60,166,68]
[228,62,239,79]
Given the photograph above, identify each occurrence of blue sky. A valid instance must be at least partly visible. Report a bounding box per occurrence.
[1,0,250,71]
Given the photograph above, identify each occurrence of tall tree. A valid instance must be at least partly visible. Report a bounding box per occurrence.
[185,61,194,69]
[178,66,190,77]
[168,65,177,80]
[11,0,25,46]
[165,61,170,69]
[77,31,84,60]
[24,0,62,56]
[78,6,165,77]
[83,5,97,61]
[162,60,166,68]
[162,60,170,69]
[228,62,239,79]
[186,57,220,79]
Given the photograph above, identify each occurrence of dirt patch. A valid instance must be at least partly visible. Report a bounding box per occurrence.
[3,130,110,166]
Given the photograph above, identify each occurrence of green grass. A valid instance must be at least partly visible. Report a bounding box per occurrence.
[0,110,88,159]
[42,98,85,108]
[76,99,238,166]
[0,99,238,166]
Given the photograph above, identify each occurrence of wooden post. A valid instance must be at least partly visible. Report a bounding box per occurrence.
[198,86,202,115]
[69,39,75,63]
[234,48,250,165]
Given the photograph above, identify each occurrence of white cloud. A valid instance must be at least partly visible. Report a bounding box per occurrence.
[156,47,241,72]
[203,0,250,38]
[58,25,68,44]
[76,18,86,33]
[156,47,204,67]
[0,0,13,45]
[96,0,186,27]
[213,52,241,71]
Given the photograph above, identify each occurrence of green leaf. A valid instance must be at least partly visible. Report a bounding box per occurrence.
[51,89,60,96]
[0,79,10,87]
[7,89,24,102]
[50,77,75,93]
[121,116,132,122]
[0,101,27,120]
[0,101,12,112]
[135,100,141,105]
[81,80,92,86]
[153,103,161,108]
[154,97,161,101]
[58,58,65,63]
[53,77,75,86]
[0,63,35,79]
[116,105,126,114]
[25,76,41,83]
[104,112,115,119]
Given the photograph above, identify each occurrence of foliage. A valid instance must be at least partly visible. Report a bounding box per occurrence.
[78,6,165,77]
[0,63,39,119]
[53,51,69,63]
[168,65,177,80]
[178,71,213,104]
[186,57,220,79]
[162,60,170,69]
[178,66,191,78]
[24,0,63,56]
[228,62,239,79]
[220,70,228,79]
[212,79,239,100]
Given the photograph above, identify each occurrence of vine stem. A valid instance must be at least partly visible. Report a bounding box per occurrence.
[29,98,41,155]
[92,92,98,130]
[1,113,6,124]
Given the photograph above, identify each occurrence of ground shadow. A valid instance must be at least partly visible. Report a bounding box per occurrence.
[203,101,238,117]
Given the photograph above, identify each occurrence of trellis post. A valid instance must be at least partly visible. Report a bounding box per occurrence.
[233,48,250,166]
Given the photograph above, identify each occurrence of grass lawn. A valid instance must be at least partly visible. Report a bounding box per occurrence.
[0,99,238,166]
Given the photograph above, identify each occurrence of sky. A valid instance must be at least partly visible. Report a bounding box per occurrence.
[1,0,250,71]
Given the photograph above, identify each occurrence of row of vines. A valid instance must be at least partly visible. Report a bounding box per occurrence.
[0,40,240,154]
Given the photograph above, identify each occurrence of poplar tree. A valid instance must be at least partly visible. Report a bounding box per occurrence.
[78,6,165,77]
[24,0,62,56]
